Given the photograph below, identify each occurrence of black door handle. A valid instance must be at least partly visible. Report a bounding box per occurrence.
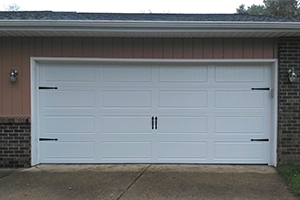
[155,117,158,129]
[152,117,154,129]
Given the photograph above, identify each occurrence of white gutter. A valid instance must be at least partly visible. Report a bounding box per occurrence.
[0,20,300,37]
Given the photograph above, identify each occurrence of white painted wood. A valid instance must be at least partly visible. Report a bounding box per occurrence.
[33,58,276,165]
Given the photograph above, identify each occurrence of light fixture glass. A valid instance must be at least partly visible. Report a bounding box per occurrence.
[288,67,297,83]
[9,68,18,83]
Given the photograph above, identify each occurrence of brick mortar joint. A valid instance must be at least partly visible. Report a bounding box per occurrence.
[0,117,31,124]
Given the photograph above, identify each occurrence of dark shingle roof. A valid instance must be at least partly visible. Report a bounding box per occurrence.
[1,11,300,22]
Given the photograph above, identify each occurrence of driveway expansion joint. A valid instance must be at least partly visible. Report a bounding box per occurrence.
[116,164,151,200]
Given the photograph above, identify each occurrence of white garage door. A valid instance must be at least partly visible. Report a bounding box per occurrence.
[38,61,271,164]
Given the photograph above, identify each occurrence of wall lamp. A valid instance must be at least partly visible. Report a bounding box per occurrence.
[288,67,297,83]
[9,68,18,83]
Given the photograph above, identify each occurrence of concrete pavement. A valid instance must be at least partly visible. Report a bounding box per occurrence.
[0,164,297,200]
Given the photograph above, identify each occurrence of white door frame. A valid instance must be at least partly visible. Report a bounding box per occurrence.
[31,58,278,166]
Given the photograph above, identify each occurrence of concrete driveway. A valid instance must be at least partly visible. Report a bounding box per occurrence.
[0,164,297,200]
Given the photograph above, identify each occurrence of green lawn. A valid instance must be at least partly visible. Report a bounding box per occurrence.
[277,163,300,197]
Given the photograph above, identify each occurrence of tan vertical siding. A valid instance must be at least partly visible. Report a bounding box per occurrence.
[62,38,73,57]
[42,38,53,56]
[21,38,31,115]
[203,39,213,59]
[133,38,143,58]
[153,38,163,58]
[213,38,223,59]
[253,38,264,59]
[173,39,183,59]
[53,38,63,57]
[0,37,277,116]
[82,38,93,57]
[163,38,173,58]
[11,38,22,115]
[193,39,203,59]
[183,38,193,59]
[123,38,133,58]
[72,38,83,57]
[143,38,153,58]
[243,38,254,59]
[223,39,233,59]
[2,38,12,116]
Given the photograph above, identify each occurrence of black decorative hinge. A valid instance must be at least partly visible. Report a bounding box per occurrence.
[251,88,270,91]
[39,138,58,141]
[251,139,269,142]
[39,86,58,90]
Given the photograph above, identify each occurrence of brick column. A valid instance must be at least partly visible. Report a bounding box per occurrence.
[0,117,31,168]
[278,37,300,165]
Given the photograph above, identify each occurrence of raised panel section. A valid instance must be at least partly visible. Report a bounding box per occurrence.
[159,91,207,108]
[215,91,264,108]
[102,142,151,159]
[158,117,207,134]
[215,117,263,134]
[102,90,152,108]
[158,142,207,159]
[214,142,265,160]
[102,65,152,82]
[102,116,151,134]
[44,64,95,83]
[44,142,95,159]
[159,65,207,82]
[45,116,95,134]
[44,91,95,108]
[215,66,264,82]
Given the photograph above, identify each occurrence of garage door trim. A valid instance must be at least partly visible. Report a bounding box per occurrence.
[30,58,278,166]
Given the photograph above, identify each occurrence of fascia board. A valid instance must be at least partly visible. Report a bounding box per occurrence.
[0,20,300,36]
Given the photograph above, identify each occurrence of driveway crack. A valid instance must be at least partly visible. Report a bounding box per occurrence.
[116,164,151,200]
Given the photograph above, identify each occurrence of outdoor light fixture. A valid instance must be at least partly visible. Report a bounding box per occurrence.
[288,67,297,83]
[9,68,18,83]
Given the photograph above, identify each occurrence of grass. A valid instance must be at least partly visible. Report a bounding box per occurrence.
[277,163,300,197]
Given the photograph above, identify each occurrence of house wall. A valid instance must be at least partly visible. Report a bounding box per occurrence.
[0,37,277,117]
[0,36,278,167]
[278,37,300,165]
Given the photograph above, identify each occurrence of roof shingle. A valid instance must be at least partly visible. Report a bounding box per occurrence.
[1,11,300,22]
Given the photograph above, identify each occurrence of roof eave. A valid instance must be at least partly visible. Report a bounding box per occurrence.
[0,20,300,38]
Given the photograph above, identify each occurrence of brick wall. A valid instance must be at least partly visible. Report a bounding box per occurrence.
[278,37,300,165]
[0,117,31,168]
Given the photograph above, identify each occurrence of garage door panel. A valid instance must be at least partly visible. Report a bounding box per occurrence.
[215,116,264,134]
[158,142,207,159]
[43,91,95,108]
[102,65,152,82]
[44,116,95,134]
[102,90,152,108]
[215,91,264,108]
[158,91,207,108]
[41,142,95,161]
[214,142,267,161]
[102,116,151,134]
[102,142,151,159]
[40,63,96,83]
[158,117,207,134]
[159,65,207,82]
[215,65,265,82]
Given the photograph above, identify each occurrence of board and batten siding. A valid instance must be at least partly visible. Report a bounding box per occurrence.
[0,37,277,117]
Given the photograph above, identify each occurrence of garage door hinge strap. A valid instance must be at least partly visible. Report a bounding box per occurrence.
[251,139,269,142]
[251,88,270,91]
[39,86,58,90]
[39,138,58,141]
